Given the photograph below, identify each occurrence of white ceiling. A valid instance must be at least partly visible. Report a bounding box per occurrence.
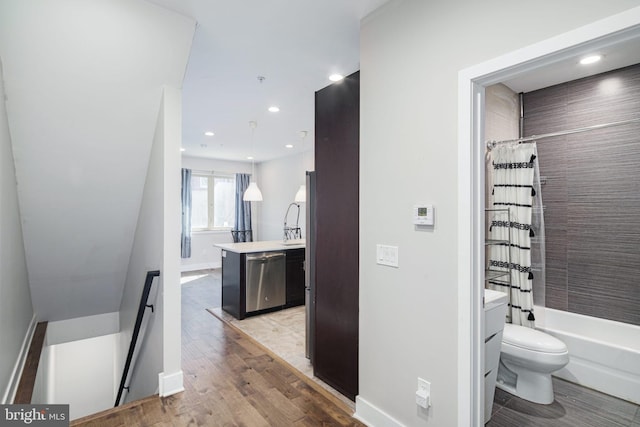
[147,0,640,163]
[503,35,640,93]
[145,0,390,162]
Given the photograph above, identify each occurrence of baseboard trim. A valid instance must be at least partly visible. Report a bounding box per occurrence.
[354,395,405,427]
[1,314,38,404]
[158,371,184,397]
[180,262,219,273]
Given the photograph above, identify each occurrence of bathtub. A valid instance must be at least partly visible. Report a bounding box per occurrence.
[534,306,640,405]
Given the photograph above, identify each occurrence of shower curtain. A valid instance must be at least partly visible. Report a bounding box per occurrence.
[487,142,544,328]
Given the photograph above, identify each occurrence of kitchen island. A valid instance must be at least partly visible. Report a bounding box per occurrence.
[216,240,305,320]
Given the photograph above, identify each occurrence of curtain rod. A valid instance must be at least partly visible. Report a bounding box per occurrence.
[486,116,640,149]
[189,169,239,176]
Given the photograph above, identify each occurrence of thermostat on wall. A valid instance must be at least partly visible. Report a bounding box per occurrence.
[413,204,434,225]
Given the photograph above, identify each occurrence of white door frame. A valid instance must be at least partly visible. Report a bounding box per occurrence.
[457,7,640,426]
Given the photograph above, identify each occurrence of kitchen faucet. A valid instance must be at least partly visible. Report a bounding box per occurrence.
[283,202,302,242]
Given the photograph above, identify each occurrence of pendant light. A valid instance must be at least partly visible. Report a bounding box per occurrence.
[293,131,308,203]
[294,184,306,203]
[244,121,263,201]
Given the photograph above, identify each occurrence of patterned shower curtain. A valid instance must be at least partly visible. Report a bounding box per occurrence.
[487,143,541,327]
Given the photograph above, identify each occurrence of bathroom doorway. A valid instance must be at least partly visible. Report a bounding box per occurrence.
[457,9,640,426]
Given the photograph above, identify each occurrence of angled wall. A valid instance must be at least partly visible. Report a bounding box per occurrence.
[0,59,35,404]
[118,86,183,403]
[0,0,195,322]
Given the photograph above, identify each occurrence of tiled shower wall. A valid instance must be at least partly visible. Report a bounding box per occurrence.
[523,64,640,326]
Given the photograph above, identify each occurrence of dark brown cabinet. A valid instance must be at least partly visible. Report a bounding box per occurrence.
[285,248,305,308]
[221,250,245,319]
[313,71,359,400]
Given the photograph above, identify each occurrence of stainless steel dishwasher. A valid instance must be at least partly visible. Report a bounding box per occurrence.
[245,251,286,313]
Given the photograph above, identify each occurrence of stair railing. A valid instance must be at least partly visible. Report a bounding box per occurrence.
[114,270,160,407]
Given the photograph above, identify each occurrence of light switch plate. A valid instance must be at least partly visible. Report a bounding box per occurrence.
[416,377,431,408]
[376,244,399,267]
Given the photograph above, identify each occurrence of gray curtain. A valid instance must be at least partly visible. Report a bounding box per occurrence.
[234,173,252,242]
[181,168,192,258]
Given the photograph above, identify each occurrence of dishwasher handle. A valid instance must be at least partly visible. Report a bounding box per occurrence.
[247,252,285,263]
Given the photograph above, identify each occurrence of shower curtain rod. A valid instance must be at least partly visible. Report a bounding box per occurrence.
[486,116,640,149]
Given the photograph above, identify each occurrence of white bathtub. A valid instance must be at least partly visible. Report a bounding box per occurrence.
[534,306,640,404]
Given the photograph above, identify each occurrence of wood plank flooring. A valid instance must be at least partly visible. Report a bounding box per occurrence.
[71,271,363,427]
[21,269,640,425]
[14,321,47,404]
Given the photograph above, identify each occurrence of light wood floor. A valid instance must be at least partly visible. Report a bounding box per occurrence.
[71,272,364,427]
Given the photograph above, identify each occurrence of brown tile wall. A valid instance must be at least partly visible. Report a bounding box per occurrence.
[523,64,640,326]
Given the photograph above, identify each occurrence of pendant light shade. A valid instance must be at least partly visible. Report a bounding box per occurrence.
[294,184,306,203]
[244,182,263,201]
[244,120,263,202]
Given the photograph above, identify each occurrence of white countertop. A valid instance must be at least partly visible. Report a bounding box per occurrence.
[215,239,305,254]
[484,288,509,309]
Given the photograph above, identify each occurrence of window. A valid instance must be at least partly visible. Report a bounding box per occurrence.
[191,173,236,230]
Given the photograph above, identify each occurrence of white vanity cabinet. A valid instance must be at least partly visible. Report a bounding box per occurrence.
[484,288,508,424]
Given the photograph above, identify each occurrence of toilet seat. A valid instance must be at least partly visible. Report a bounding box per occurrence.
[502,323,567,353]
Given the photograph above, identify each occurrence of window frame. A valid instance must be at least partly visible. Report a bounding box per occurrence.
[190,172,236,232]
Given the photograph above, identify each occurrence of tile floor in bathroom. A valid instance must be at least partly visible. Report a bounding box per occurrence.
[488,378,640,427]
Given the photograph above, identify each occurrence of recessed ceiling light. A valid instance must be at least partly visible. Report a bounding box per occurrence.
[329,73,344,82]
[580,55,602,65]
[204,131,215,136]
[180,147,185,152]
[285,144,293,148]
[268,106,280,113]
[247,156,254,160]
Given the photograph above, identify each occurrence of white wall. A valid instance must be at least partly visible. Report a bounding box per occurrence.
[46,312,119,346]
[118,87,183,403]
[180,156,251,271]
[0,59,35,404]
[484,84,519,210]
[159,86,183,398]
[32,333,120,421]
[485,84,519,142]
[357,2,640,426]
[257,150,313,241]
[180,151,312,261]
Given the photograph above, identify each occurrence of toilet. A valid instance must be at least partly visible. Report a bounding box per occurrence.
[496,323,569,404]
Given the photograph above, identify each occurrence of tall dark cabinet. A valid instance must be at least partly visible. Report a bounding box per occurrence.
[313,71,359,400]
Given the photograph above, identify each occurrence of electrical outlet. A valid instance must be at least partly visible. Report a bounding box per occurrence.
[416,378,431,408]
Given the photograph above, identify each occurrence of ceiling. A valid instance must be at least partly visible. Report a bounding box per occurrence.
[148,0,640,163]
[503,35,640,93]
[145,0,390,163]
